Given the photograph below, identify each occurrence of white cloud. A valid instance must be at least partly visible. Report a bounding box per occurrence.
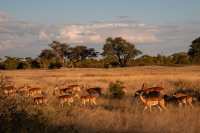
[53,22,160,44]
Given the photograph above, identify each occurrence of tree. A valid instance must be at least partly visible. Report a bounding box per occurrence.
[3,56,20,70]
[102,37,142,67]
[38,49,55,68]
[172,52,190,64]
[67,45,98,67]
[188,37,200,63]
[49,41,69,66]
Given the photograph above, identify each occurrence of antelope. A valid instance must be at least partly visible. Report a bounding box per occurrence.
[173,92,193,107]
[3,85,16,96]
[80,95,97,106]
[164,94,193,108]
[57,95,74,107]
[141,83,164,94]
[53,85,77,96]
[139,92,167,112]
[33,96,48,105]
[28,87,42,97]
[86,87,102,96]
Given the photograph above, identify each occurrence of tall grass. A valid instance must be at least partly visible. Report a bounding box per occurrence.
[0,66,200,133]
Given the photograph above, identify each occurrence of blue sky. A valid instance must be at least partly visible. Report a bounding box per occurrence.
[1,0,200,24]
[0,0,200,57]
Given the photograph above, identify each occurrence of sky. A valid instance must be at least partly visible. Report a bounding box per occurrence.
[0,0,200,57]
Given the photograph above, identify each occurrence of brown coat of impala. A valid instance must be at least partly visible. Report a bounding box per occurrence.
[139,92,167,112]
[4,85,16,96]
[28,87,42,96]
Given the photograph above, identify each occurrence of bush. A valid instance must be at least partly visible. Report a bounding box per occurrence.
[0,63,5,70]
[31,60,41,69]
[48,62,62,69]
[17,62,29,69]
[108,81,125,99]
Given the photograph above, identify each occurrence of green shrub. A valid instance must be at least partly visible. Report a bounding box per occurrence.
[108,81,125,99]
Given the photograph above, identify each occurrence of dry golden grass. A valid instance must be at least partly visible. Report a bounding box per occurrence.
[2,66,200,93]
[1,66,200,133]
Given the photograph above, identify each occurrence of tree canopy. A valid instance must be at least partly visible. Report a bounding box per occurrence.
[102,37,142,67]
[67,45,98,67]
[49,41,69,66]
[188,37,200,63]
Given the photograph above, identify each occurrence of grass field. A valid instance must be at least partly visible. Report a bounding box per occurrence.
[1,66,200,133]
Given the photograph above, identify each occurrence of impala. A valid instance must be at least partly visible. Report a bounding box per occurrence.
[28,87,42,97]
[57,95,74,107]
[174,92,193,107]
[139,92,167,112]
[164,94,193,107]
[4,85,16,96]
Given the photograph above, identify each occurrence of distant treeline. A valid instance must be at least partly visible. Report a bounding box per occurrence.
[0,36,200,70]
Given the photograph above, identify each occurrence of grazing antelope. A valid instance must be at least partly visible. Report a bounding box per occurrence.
[139,92,167,112]
[28,87,42,97]
[33,96,48,105]
[86,87,102,96]
[80,95,97,106]
[141,83,164,94]
[57,95,74,107]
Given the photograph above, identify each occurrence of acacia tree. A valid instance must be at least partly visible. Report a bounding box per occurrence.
[188,37,200,63]
[67,45,98,67]
[49,41,69,66]
[102,37,142,67]
[38,49,55,68]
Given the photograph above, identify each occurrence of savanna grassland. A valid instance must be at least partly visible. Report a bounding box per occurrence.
[0,66,200,133]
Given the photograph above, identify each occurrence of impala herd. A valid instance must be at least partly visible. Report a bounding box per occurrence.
[2,81,198,112]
